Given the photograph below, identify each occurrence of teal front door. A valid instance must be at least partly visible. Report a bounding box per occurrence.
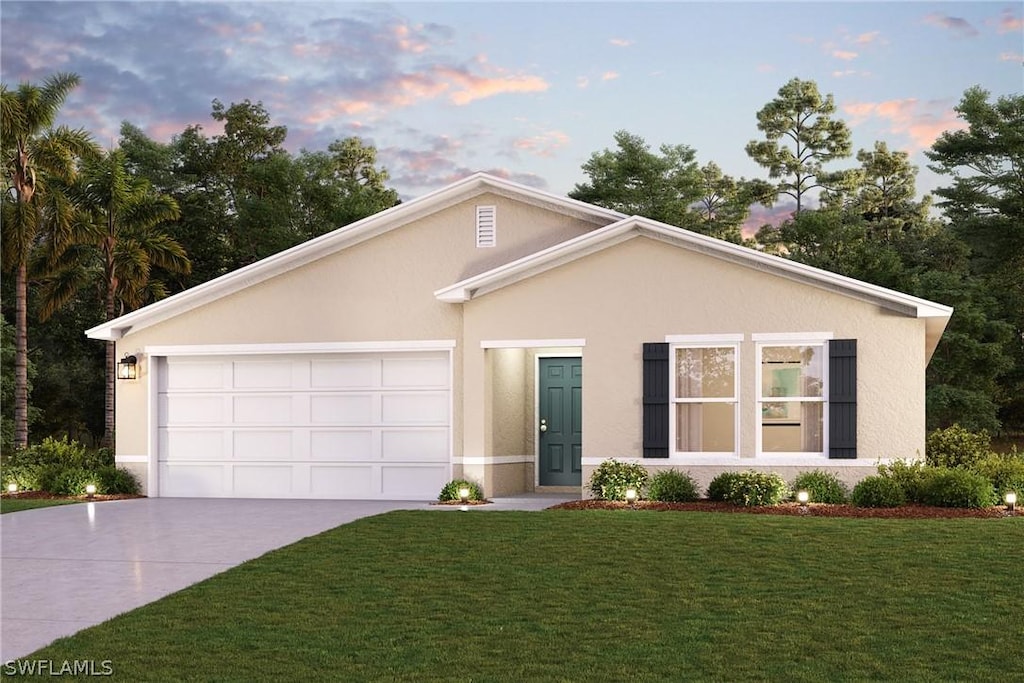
[538,357,582,486]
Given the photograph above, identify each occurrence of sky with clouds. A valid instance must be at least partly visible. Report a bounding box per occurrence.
[2,1,1021,221]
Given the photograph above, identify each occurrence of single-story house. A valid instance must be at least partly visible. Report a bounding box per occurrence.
[86,173,952,500]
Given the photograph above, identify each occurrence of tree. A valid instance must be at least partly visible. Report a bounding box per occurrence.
[693,162,775,243]
[40,148,189,446]
[569,130,702,226]
[746,78,853,215]
[295,137,400,238]
[1,72,97,448]
[927,87,1024,431]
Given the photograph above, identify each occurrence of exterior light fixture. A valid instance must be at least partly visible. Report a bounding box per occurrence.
[458,487,471,503]
[85,484,97,499]
[1006,491,1017,512]
[117,354,138,380]
[7,483,17,493]
[796,490,810,514]
[625,488,638,506]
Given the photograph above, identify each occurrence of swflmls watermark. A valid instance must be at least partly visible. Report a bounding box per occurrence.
[2,659,113,677]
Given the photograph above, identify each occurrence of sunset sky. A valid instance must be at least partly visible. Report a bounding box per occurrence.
[3,2,1021,221]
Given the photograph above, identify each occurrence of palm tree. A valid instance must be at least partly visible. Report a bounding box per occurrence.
[39,148,189,446]
[2,72,97,449]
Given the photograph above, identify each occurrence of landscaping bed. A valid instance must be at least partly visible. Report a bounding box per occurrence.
[551,499,1018,518]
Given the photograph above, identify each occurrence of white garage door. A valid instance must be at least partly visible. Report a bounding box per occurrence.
[157,352,451,499]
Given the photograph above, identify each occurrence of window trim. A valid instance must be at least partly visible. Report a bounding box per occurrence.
[668,341,740,457]
[755,340,829,457]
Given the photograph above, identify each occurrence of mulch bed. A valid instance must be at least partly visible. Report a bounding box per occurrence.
[1,491,143,502]
[550,499,1019,518]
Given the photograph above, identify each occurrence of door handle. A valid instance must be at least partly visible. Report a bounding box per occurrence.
[539,418,547,433]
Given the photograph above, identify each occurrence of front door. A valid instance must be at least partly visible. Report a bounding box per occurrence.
[538,357,582,486]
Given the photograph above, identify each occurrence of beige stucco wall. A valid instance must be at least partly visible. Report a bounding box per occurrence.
[113,193,605,491]
[462,236,928,486]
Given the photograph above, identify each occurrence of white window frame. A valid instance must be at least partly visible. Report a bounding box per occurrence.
[668,338,741,458]
[755,337,829,458]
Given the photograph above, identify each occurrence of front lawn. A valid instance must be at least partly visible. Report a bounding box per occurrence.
[10,511,1023,681]
[0,497,83,514]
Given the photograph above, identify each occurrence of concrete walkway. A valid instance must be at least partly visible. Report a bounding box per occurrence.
[0,494,572,661]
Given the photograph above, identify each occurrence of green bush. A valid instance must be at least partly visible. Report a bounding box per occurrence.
[919,467,997,508]
[971,452,1024,502]
[790,470,848,504]
[926,425,991,469]
[877,459,930,503]
[1,463,48,491]
[646,469,700,503]
[851,476,906,507]
[438,479,484,502]
[96,466,142,495]
[707,470,789,507]
[589,459,649,501]
[9,436,113,470]
[48,467,98,496]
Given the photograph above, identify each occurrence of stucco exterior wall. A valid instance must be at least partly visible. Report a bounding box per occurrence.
[462,236,928,476]
[113,193,603,484]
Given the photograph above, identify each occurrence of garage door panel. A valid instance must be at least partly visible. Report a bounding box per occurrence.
[232,360,296,389]
[310,466,374,497]
[233,465,293,497]
[233,430,294,460]
[382,465,448,497]
[311,358,378,388]
[233,395,294,423]
[161,395,227,424]
[160,464,224,497]
[383,357,448,387]
[158,351,451,500]
[381,393,448,423]
[160,429,226,460]
[310,430,374,460]
[310,395,375,424]
[381,429,448,461]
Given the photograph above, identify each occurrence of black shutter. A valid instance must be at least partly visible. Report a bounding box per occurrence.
[829,339,857,459]
[643,343,670,458]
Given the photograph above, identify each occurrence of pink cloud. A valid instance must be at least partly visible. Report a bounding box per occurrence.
[601,71,619,81]
[854,31,881,44]
[511,130,570,158]
[756,64,776,73]
[392,23,432,54]
[741,202,796,240]
[832,49,858,61]
[923,13,979,38]
[439,67,549,106]
[1000,52,1024,63]
[609,38,633,47]
[843,98,967,150]
[996,9,1023,33]
[577,76,590,89]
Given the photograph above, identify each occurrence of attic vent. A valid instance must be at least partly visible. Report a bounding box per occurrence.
[476,205,496,248]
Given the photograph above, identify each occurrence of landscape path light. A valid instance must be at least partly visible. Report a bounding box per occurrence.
[625,488,638,507]
[1006,491,1017,513]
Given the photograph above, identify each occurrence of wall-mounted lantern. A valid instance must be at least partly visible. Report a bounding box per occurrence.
[117,354,138,380]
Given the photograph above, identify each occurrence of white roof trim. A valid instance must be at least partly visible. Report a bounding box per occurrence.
[434,215,954,321]
[86,173,625,341]
[144,340,457,357]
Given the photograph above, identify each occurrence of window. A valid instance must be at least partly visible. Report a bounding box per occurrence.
[671,345,738,454]
[758,344,826,454]
[476,205,496,248]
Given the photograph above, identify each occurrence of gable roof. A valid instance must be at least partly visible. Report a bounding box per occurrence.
[434,215,953,359]
[86,173,625,341]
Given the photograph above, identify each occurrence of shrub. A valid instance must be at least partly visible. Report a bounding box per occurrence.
[95,467,142,495]
[438,479,484,502]
[1,463,47,491]
[971,453,1024,501]
[707,470,789,507]
[877,459,930,504]
[646,469,700,503]
[790,470,848,504]
[9,436,113,470]
[925,425,991,469]
[918,467,997,508]
[47,467,98,496]
[589,459,648,501]
[851,476,906,508]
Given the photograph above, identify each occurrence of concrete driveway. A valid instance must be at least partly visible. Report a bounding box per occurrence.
[0,498,425,662]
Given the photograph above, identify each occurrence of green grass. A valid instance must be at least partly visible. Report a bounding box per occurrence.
[0,497,83,514]
[8,511,1023,681]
